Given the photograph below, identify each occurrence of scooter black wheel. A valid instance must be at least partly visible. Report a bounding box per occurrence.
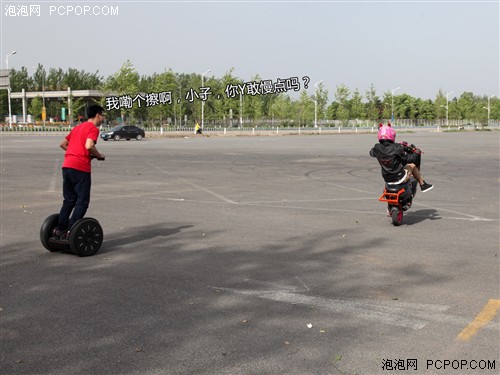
[68,218,103,257]
[391,207,403,226]
[40,213,65,252]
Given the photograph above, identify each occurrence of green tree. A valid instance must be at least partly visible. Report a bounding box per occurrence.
[261,91,278,122]
[104,60,139,123]
[32,64,46,91]
[334,84,350,125]
[490,96,500,121]
[30,96,43,120]
[0,90,7,119]
[181,72,210,125]
[10,66,32,91]
[315,82,328,125]
[365,84,381,122]
[46,67,64,90]
[272,94,294,125]
[9,67,32,116]
[71,97,89,122]
[349,89,365,121]
[434,90,446,121]
[297,90,315,126]
[326,101,339,121]
[174,73,193,125]
[62,68,102,90]
[146,69,178,126]
[218,68,244,126]
[380,91,392,120]
[457,92,475,121]
[416,99,436,121]
[396,94,417,120]
[448,97,460,121]
[244,74,264,122]
[6,63,500,126]
[473,96,489,124]
[204,74,226,125]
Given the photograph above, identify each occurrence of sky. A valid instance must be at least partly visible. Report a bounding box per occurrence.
[1,0,499,101]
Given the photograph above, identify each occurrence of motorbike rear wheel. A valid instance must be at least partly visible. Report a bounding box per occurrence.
[391,207,403,226]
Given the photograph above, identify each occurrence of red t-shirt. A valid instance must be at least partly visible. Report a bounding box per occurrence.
[62,121,99,172]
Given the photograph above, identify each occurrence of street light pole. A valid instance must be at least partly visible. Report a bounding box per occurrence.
[446,91,453,127]
[201,68,211,129]
[174,76,182,126]
[309,98,318,128]
[42,71,46,127]
[314,80,323,128]
[483,95,495,126]
[239,92,243,128]
[33,65,46,127]
[440,91,453,127]
[178,84,182,126]
[391,87,400,125]
[6,51,17,129]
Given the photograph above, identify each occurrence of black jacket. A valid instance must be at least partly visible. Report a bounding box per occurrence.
[370,141,410,183]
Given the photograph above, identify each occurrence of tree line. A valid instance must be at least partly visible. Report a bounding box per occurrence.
[2,60,498,127]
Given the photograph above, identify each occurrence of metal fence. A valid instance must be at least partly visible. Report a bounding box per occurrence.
[2,123,497,136]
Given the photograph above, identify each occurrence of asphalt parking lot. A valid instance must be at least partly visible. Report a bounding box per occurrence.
[1,130,499,375]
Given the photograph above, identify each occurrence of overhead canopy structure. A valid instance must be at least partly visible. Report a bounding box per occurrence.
[0,69,9,89]
[10,88,114,124]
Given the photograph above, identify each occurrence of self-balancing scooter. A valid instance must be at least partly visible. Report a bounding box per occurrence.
[40,214,103,257]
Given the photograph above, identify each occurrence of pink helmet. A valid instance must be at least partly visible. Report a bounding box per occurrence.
[378,123,396,142]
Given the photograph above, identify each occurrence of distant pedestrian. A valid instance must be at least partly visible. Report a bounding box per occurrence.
[195,121,202,134]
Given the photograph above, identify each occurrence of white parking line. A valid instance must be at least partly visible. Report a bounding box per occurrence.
[48,159,59,192]
[213,285,500,331]
[147,163,495,222]
[152,165,237,205]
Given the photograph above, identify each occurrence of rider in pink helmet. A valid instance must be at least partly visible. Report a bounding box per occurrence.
[370,123,433,192]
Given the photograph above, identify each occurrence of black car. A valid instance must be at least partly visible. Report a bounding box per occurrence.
[100,125,145,141]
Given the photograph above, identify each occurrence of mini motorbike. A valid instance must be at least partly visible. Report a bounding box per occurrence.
[378,142,421,226]
[379,177,418,226]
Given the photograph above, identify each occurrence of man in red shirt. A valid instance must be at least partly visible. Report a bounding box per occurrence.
[53,105,106,238]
